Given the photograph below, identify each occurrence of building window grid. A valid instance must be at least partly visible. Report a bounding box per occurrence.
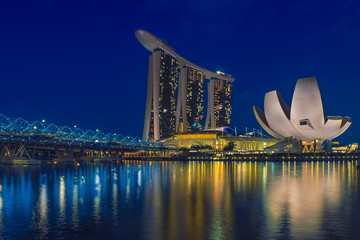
[213,79,232,127]
[185,67,204,131]
[154,51,180,138]
[148,51,233,140]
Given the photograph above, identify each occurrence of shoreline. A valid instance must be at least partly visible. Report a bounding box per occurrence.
[124,153,360,162]
[0,154,358,165]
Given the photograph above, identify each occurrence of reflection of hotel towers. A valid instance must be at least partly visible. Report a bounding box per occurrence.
[135,29,235,141]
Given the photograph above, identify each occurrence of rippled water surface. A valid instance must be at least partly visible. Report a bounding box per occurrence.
[0,160,359,239]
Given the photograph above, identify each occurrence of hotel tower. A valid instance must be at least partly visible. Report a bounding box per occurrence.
[135,29,234,141]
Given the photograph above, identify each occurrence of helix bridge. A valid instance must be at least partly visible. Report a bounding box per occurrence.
[0,114,165,163]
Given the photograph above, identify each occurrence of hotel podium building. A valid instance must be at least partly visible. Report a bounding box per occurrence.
[135,29,234,141]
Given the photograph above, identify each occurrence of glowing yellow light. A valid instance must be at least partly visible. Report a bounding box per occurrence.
[42,119,45,123]
[34,126,37,129]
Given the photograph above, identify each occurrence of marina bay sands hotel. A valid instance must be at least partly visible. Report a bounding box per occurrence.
[135,30,235,141]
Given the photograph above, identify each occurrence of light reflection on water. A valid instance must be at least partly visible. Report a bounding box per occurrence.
[0,160,358,239]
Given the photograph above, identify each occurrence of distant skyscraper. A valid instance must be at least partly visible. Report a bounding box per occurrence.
[135,29,234,141]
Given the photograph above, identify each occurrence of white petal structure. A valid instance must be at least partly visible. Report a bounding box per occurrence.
[253,105,284,139]
[253,77,351,141]
[290,77,325,140]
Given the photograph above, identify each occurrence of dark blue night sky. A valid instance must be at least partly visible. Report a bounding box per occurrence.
[1,0,359,144]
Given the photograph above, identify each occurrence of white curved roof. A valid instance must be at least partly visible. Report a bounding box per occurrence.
[264,91,309,141]
[254,77,351,141]
[290,77,325,140]
[324,118,342,140]
[135,29,234,82]
[325,117,351,140]
[253,106,284,139]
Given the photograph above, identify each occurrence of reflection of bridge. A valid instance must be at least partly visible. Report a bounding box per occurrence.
[0,114,166,163]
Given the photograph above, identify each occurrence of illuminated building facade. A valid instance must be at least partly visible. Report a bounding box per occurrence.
[205,77,232,129]
[214,78,232,127]
[165,131,278,151]
[157,50,179,138]
[176,66,205,133]
[143,49,179,140]
[136,29,234,141]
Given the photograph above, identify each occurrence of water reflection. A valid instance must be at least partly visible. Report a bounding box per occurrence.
[59,176,66,226]
[0,184,3,236]
[32,180,49,239]
[0,160,358,239]
[72,183,79,231]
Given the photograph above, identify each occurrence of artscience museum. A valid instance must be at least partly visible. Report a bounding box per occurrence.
[253,77,351,142]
